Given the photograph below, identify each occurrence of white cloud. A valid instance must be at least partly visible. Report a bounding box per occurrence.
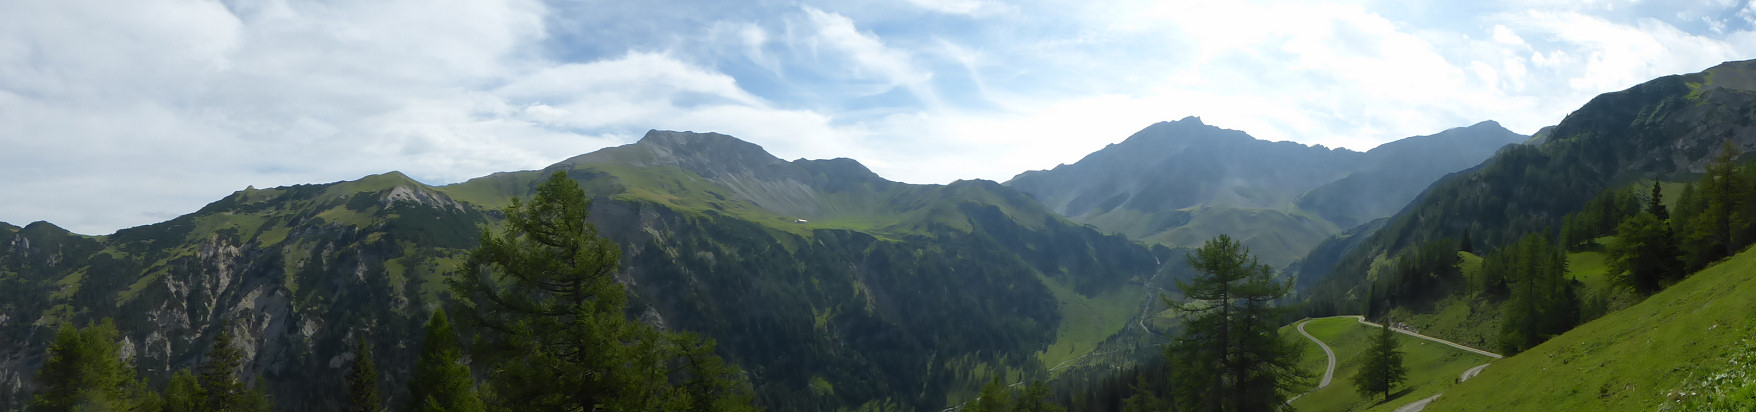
[901,0,1018,17]
[7,0,1756,235]
[795,7,940,106]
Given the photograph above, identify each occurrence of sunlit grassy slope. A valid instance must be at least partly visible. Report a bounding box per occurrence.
[1426,245,1756,411]
[1037,274,1148,370]
[1286,317,1494,412]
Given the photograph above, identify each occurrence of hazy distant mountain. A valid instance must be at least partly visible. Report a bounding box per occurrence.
[1006,117,1524,267]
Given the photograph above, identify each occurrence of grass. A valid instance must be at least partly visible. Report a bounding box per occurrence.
[1286,317,1495,412]
[1426,244,1756,411]
[1036,273,1148,371]
[1389,295,1504,353]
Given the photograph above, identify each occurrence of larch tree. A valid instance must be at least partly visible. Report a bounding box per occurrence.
[346,337,383,412]
[1163,235,1304,411]
[29,320,152,412]
[447,171,756,411]
[1351,323,1407,402]
[408,309,484,412]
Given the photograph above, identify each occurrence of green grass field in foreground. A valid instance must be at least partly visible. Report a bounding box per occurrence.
[1286,317,1494,412]
[1426,245,1756,411]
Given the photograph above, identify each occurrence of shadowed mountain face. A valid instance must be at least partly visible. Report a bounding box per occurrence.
[1006,117,1524,267]
[1299,59,1756,308]
[0,130,1163,411]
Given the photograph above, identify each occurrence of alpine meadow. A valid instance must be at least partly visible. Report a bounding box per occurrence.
[5,2,1756,412]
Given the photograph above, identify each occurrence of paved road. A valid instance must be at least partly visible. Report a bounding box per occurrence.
[1287,319,1337,404]
[1395,394,1443,412]
[1352,316,1503,359]
[1287,316,1500,411]
[1299,319,1338,388]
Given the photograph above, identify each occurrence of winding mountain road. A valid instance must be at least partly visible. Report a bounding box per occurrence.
[1287,316,1500,410]
[1287,318,1338,404]
[1351,316,1502,359]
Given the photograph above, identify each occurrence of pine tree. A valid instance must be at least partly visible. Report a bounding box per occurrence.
[191,328,273,412]
[1609,212,1681,294]
[30,320,149,412]
[1690,142,1749,264]
[163,370,204,412]
[1352,323,1408,402]
[1012,380,1065,412]
[409,309,484,412]
[198,330,247,410]
[1165,235,1304,411]
[1650,182,1670,221]
[346,337,383,412]
[448,171,756,411]
[970,375,1011,412]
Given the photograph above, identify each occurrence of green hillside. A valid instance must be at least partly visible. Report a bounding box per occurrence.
[1284,317,1494,412]
[1426,245,1756,411]
[1301,59,1756,318]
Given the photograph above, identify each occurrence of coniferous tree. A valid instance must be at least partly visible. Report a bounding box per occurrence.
[1494,234,1578,354]
[346,337,383,412]
[1649,182,1670,221]
[1161,235,1303,411]
[1012,380,1064,412]
[1689,143,1749,265]
[30,320,150,412]
[448,171,755,411]
[409,309,484,412]
[1352,323,1408,402]
[163,370,203,412]
[1608,212,1681,294]
[1120,374,1168,412]
[190,328,272,412]
[970,375,1011,412]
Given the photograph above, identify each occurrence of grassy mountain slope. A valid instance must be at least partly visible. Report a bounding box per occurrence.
[1283,317,1493,412]
[1301,59,1756,309]
[0,130,1166,411]
[1007,117,1520,267]
[1426,244,1756,411]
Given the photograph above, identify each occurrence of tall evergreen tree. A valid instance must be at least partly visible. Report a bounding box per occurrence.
[163,370,203,412]
[969,375,1011,412]
[1608,212,1682,294]
[1012,380,1064,412]
[1494,234,1578,354]
[1162,235,1304,411]
[190,328,272,412]
[448,171,755,411]
[1649,182,1670,221]
[346,337,383,412]
[1690,142,1749,264]
[409,309,484,412]
[30,320,149,412]
[1351,323,1408,402]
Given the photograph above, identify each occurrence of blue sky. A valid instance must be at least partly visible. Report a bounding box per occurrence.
[5,0,1756,234]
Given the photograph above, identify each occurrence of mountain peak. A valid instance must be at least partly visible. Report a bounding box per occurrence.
[634,130,774,158]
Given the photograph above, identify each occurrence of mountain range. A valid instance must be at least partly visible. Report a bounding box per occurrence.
[1007,117,1524,267]
[1,130,1168,411]
[12,57,1756,411]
